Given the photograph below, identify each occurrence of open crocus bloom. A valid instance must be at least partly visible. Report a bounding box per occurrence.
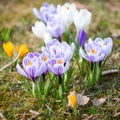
[16,52,46,81]
[79,38,105,62]
[16,44,29,59]
[48,57,69,75]
[41,39,75,63]
[74,9,92,32]
[57,3,76,28]
[94,37,113,58]
[68,91,77,108]
[60,42,75,63]
[33,3,57,23]
[39,52,50,74]
[3,41,14,58]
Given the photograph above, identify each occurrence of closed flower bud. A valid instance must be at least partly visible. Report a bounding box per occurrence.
[16,44,29,59]
[3,41,14,58]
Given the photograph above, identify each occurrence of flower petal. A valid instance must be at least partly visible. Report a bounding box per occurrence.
[16,64,27,77]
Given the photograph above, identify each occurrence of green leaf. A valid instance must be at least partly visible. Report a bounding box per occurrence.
[44,79,51,97]
[1,28,11,41]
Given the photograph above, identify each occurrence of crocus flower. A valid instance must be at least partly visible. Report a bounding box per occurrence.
[33,3,57,23]
[78,28,86,48]
[48,57,69,75]
[57,3,76,28]
[32,21,52,43]
[79,38,105,62]
[47,15,66,40]
[16,52,46,81]
[73,9,92,32]
[40,52,50,74]
[41,39,75,63]
[60,42,75,63]
[16,44,29,59]
[3,41,14,58]
[94,37,113,58]
[68,91,77,108]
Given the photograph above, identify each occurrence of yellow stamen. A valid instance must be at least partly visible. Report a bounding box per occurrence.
[43,56,48,62]
[90,49,96,54]
[27,62,32,66]
[66,6,70,10]
[57,59,63,64]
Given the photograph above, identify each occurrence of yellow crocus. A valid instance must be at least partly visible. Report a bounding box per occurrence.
[3,41,14,58]
[16,44,29,59]
[68,91,77,108]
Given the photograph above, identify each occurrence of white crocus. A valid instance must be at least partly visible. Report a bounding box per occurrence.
[74,9,92,32]
[44,32,52,43]
[32,21,52,43]
[57,3,76,28]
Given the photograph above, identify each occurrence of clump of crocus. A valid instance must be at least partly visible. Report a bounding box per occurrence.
[41,39,75,98]
[79,37,113,87]
[1,41,29,71]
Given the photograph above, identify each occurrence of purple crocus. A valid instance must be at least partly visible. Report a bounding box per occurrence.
[33,3,57,23]
[48,57,69,75]
[94,37,113,58]
[79,38,105,62]
[47,16,66,40]
[41,39,75,63]
[78,28,86,48]
[40,52,50,74]
[16,52,46,81]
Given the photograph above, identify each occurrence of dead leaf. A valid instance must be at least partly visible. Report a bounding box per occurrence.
[29,110,40,115]
[76,93,90,106]
[92,98,106,107]
[0,112,7,120]
[82,114,93,120]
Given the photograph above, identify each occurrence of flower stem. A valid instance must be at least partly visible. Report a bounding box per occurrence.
[32,81,35,95]
[42,73,46,81]
[0,49,22,71]
[58,75,62,84]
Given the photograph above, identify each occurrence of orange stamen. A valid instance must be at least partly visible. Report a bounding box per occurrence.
[43,56,48,62]
[90,49,96,54]
[66,6,70,10]
[27,62,32,66]
[57,59,63,64]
